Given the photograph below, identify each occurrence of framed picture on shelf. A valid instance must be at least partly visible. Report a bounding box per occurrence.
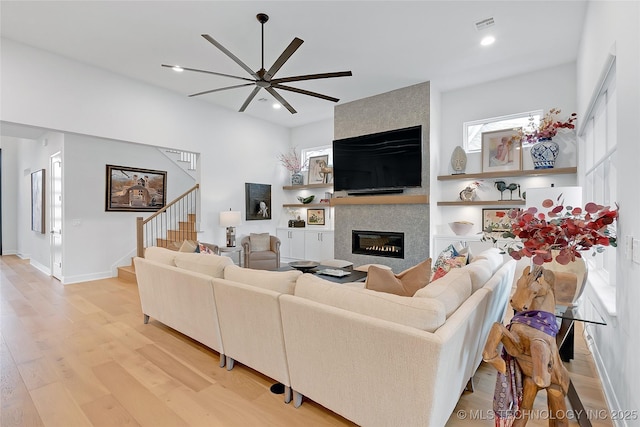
[481,128,522,173]
[308,155,330,184]
[31,169,45,234]
[307,208,325,225]
[105,165,166,212]
[482,208,512,233]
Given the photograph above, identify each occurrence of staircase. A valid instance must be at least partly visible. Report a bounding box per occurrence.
[117,184,199,283]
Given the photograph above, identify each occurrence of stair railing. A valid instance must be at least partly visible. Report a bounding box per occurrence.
[136,184,199,257]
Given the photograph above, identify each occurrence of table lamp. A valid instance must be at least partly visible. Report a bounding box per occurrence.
[219,209,241,247]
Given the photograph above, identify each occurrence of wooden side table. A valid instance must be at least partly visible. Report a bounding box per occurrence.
[219,246,243,267]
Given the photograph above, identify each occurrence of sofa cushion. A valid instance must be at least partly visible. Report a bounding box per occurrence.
[295,273,446,332]
[250,233,271,251]
[224,264,301,294]
[463,259,493,293]
[414,268,472,317]
[174,252,232,278]
[365,258,432,297]
[472,248,504,273]
[144,246,177,266]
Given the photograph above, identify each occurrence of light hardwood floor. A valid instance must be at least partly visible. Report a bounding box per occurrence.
[1,255,612,426]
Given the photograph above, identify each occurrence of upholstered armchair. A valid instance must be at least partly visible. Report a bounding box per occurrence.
[241,233,281,270]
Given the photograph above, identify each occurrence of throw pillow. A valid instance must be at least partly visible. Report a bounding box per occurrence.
[431,244,468,282]
[198,242,214,254]
[178,239,198,253]
[365,258,432,297]
[250,233,271,252]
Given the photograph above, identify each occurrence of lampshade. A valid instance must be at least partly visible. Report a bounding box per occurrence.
[219,210,241,227]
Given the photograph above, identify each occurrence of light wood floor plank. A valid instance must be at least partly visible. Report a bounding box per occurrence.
[92,360,189,427]
[30,381,93,427]
[0,337,45,427]
[136,344,213,392]
[0,255,613,427]
[80,394,141,427]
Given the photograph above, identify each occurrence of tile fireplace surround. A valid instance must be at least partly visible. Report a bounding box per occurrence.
[334,203,430,272]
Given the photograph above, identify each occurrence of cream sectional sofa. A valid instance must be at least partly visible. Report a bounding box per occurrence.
[134,247,515,425]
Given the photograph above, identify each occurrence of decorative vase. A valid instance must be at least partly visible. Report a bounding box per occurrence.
[459,186,476,202]
[546,250,588,306]
[530,137,559,169]
[291,172,304,185]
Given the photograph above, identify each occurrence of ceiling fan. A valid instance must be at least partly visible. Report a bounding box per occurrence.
[162,13,352,114]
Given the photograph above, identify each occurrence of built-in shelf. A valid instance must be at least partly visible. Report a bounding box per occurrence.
[282,203,332,208]
[437,200,525,206]
[330,194,429,206]
[282,183,333,190]
[437,167,577,181]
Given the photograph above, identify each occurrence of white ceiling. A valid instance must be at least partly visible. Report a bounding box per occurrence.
[1,1,586,131]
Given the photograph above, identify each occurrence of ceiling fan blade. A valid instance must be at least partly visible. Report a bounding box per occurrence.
[201,34,258,79]
[161,64,254,82]
[239,87,261,112]
[272,84,339,103]
[188,83,255,97]
[271,71,352,84]
[264,37,304,81]
[265,87,297,114]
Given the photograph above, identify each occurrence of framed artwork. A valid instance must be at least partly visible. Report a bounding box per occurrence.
[105,165,166,212]
[307,209,325,225]
[245,183,272,220]
[481,128,522,173]
[31,169,45,234]
[482,208,513,233]
[308,155,330,184]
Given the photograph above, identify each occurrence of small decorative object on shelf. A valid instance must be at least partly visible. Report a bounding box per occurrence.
[459,180,483,201]
[450,146,467,174]
[297,195,315,204]
[518,108,577,170]
[448,221,473,235]
[494,180,507,200]
[506,182,520,200]
[278,147,307,185]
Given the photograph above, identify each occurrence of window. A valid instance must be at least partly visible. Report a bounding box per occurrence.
[463,110,542,152]
[301,145,332,169]
[581,58,617,286]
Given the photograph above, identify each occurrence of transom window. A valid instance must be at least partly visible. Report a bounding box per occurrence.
[463,110,543,152]
[301,145,332,169]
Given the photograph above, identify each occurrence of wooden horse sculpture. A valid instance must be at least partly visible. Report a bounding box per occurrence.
[482,265,570,427]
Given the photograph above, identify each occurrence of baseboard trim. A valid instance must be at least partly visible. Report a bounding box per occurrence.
[583,325,627,427]
[62,271,114,285]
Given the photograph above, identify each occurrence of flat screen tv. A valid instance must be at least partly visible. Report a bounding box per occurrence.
[332,125,422,194]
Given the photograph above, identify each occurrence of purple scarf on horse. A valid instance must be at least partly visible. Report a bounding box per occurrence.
[493,310,558,427]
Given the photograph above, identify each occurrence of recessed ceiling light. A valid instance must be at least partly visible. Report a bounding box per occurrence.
[481,35,495,46]
[272,103,282,109]
[172,65,184,72]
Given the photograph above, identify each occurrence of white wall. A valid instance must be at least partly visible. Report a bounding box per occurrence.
[0,137,19,254]
[1,39,291,281]
[576,1,640,422]
[436,63,578,235]
[61,134,196,283]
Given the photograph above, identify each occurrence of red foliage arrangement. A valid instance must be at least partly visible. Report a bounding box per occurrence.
[519,108,577,144]
[484,195,618,265]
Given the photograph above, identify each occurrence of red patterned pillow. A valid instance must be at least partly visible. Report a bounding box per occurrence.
[198,243,214,254]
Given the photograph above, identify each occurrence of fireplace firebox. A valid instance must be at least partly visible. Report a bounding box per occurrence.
[352,230,404,259]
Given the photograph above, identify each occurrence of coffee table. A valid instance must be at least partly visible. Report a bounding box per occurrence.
[279,264,367,284]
